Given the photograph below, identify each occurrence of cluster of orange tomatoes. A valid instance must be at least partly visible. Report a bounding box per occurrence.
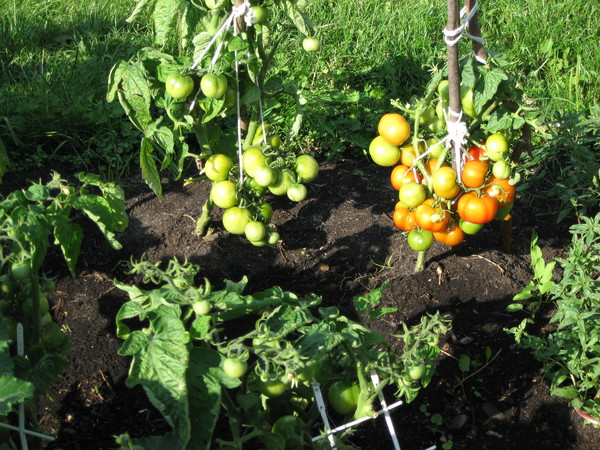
[370,112,516,252]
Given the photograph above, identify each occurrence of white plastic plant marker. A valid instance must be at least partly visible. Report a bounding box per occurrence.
[1,322,57,449]
[311,379,337,449]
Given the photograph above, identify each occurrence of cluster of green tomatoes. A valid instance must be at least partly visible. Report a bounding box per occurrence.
[205,130,319,246]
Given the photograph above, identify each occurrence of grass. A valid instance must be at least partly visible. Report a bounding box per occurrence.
[0,0,598,178]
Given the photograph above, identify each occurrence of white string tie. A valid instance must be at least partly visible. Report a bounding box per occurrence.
[443,2,484,47]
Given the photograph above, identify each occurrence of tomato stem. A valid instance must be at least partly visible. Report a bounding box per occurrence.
[196,197,214,236]
[414,250,426,273]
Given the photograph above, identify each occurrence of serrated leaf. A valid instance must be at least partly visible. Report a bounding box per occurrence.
[241,86,262,105]
[126,0,155,23]
[152,0,184,47]
[74,195,123,250]
[479,68,508,109]
[118,63,153,130]
[0,376,35,414]
[186,347,223,449]
[140,138,163,200]
[107,60,129,103]
[51,217,83,277]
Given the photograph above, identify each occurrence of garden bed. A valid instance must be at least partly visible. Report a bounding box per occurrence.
[37,162,598,449]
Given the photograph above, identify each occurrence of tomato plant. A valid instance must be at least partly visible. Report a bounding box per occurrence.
[485,133,509,162]
[107,0,321,244]
[461,160,489,189]
[415,199,450,232]
[393,203,417,231]
[390,164,422,190]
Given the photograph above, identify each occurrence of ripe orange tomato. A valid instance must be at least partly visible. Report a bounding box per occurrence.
[415,199,450,232]
[483,176,516,207]
[461,160,489,188]
[465,144,486,161]
[457,193,499,224]
[393,202,417,231]
[378,113,411,146]
[432,166,460,199]
[433,222,465,246]
[390,165,422,190]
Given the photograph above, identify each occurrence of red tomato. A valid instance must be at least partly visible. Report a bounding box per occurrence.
[457,193,499,224]
[466,144,487,161]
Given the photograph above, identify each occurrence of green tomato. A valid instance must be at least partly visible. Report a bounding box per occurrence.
[251,5,268,24]
[460,85,478,119]
[271,415,305,449]
[0,275,16,296]
[369,136,400,167]
[267,230,280,245]
[427,137,444,159]
[438,80,449,102]
[166,73,194,99]
[268,170,293,196]
[399,182,426,208]
[492,160,511,179]
[254,165,278,187]
[458,219,484,235]
[245,220,267,242]
[200,73,228,99]
[222,207,252,235]
[328,381,360,415]
[244,177,267,197]
[407,229,434,252]
[205,154,233,182]
[287,183,307,202]
[408,363,426,380]
[419,105,436,125]
[11,261,31,281]
[242,147,267,178]
[427,118,445,133]
[210,180,238,209]
[22,293,50,318]
[223,357,247,378]
[193,299,211,316]
[258,201,273,222]
[302,37,320,52]
[259,377,288,397]
[485,133,509,162]
[295,154,319,183]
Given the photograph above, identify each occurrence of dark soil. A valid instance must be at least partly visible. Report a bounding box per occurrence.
[28,162,598,449]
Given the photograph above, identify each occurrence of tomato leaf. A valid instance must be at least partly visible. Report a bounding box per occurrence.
[187,348,223,449]
[140,138,163,200]
[458,354,471,373]
[0,376,35,415]
[50,217,83,277]
[280,0,314,36]
[152,0,184,47]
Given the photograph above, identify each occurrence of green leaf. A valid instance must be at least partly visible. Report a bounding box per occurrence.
[123,306,191,445]
[74,195,123,250]
[479,68,508,111]
[107,60,129,103]
[117,63,153,130]
[140,138,163,200]
[281,0,314,36]
[506,303,524,312]
[458,354,471,373]
[186,348,223,449]
[115,432,182,449]
[241,86,262,105]
[0,376,35,414]
[51,217,83,277]
[551,386,580,399]
[152,0,184,47]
